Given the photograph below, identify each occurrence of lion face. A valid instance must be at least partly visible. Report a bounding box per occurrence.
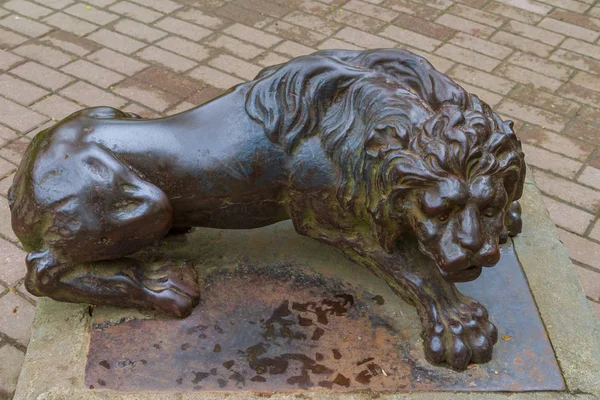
[405,175,507,282]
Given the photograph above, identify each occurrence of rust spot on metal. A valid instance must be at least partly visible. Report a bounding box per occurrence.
[85,244,564,393]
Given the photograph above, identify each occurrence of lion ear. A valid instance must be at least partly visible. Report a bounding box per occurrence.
[365,123,408,157]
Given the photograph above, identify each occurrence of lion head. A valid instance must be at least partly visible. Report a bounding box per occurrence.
[246,49,526,283]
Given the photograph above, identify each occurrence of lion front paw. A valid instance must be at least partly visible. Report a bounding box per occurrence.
[422,298,498,370]
[505,200,522,237]
[142,260,200,318]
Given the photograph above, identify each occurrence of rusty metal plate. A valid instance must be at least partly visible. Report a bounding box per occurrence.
[85,225,564,393]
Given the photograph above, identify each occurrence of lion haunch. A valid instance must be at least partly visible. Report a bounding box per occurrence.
[9,49,525,370]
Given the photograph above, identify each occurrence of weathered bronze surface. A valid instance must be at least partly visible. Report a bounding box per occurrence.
[85,225,562,392]
[9,49,526,370]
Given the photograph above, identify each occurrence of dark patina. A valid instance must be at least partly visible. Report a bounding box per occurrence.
[8,49,526,370]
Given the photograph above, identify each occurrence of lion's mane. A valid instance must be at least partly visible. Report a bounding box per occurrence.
[245,49,525,250]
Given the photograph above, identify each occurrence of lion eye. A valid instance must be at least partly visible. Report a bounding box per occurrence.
[437,212,451,222]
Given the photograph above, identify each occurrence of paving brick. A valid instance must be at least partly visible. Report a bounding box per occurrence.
[213,4,273,28]
[0,237,26,286]
[0,345,25,395]
[0,172,15,197]
[541,0,589,13]
[87,28,146,54]
[0,74,48,106]
[155,36,211,63]
[341,0,399,22]
[558,228,600,270]
[3,0,53,19]
[175,8,228,29]
[265,20,327,46]
[61,59,125,88]
[187,86,225,106]
[538,17,599,42]
[13,42,75,68]
[435,14,495,38]
[578,107,600,128]
[188,65,243,90]
[542,196,595,235]
[0,49,23,72]
[295,0,335,17]
[495,64,562,91]
[113,79,180,112]
[42,12,98,36]
[509,85,581,117]
[386,0,444,21]
[273,40,316,58]
[449,65,515,94]
[589,220,600,242]
[419,0,454,10]
[205,34,263,60]
[121,103,158,118]
[558,83,600,108]
[533,169,600,213]
[108,1,163,23]
[549,9,600,32]
[449,33,513,59]
[10,61,73,91]
[224,23,282,48]
[493,0,552,15]
[550,49,600,75]
[233,0,291,18]
[498,99,568,131]
[334,27,395,49]
[522,143,582,178]
[561,38,600,61]
[0,15,52,38]
[166,100,195,116]
[435,43,500,71]
[129,0,182,14]
[316,38,363,51]
[492,31,554,58]
[0,156,16,178]
[454,79,503,106]
[0,127,18,149]
[86,48,147,76]
[448,4,505,27]
[0,27,27,49]
[564,120,600,147]
[64,3,118,25]
[379,25,440,52]
[254,52,290,68]
[31,94,81,120]
[136,46,196,73]
[0,97,48,133]
[60,81,127,108]
[484,1,543,24]
[330,8,387,33]
[508,52,573,81]
[209,54,261,81]
[282,11,341,37]
[575,265,600,301]
[392,12,456,41]
[32,0,73,10]
[590,6,600,19]
[577,164,600,190]
[505,20,564,46]
[572,71,600,93]
[113,19,167,43]
[134,66,204,98]
[0,291,35,345]
[155,17,212,42]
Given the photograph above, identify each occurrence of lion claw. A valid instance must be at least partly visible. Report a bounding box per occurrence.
[143,261,200,318]
[422,299,497,370]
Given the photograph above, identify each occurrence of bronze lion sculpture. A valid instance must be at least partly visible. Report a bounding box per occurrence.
[9,49,525,370]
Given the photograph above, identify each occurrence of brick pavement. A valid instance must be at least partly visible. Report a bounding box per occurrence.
[0,0,599,397]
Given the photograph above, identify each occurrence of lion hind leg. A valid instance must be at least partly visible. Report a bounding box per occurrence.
[26,249,199,318]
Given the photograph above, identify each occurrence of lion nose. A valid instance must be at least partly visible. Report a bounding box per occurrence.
[457,207,483,253]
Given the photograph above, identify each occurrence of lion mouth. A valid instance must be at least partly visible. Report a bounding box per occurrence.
[439,265,483,283]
